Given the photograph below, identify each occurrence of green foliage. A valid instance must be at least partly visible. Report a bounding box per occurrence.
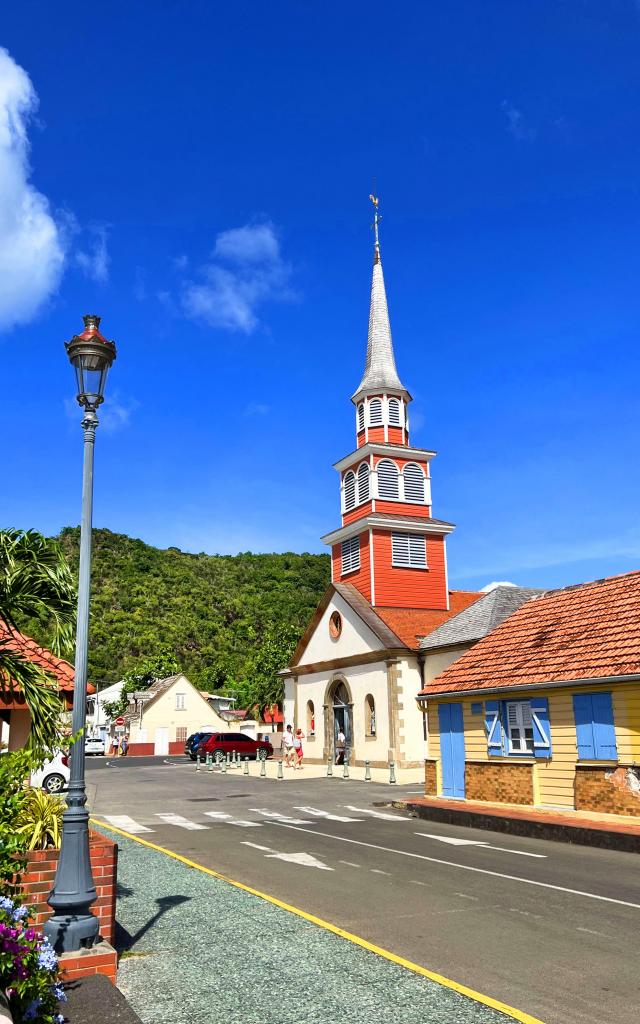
[232,622,302,711]
[0,896,66,1023]
[102,652,180,719]
[15,789,65,852]
[0,529,75,749]
[0,747,47,895]
[25,527,329,709]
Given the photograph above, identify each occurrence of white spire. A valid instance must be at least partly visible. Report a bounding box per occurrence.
[351,196,410,402]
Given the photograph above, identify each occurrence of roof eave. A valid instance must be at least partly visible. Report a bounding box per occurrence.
[418,672,640,701]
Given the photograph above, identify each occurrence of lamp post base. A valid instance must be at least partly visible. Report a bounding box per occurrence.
[44,912,100,954]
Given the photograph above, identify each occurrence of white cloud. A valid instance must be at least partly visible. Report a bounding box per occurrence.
[181,221,293,333]
[75,224,110,283]
[501,100,536,142]
[0,47,65,331]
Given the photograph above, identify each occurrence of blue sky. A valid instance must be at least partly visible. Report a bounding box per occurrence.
[1,1,640,591]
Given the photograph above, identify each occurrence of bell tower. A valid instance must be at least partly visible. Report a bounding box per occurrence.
[321,197,454,610]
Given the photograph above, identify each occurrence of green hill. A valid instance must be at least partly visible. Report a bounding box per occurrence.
[52,527,329,698]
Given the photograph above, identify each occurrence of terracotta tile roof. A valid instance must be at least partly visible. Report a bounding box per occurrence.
[0,622,90,693]
[421,569,640,696]
[376,591,482,648]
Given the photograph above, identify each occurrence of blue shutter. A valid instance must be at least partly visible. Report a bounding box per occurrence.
[572,694,595,759]
[485,700,503,756]
[530,698,552,758]
[591,692,617,761]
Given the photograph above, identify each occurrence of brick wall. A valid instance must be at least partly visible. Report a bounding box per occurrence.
[466,761,534,805]
[59,941,118,984]
[19,831,117,945]
[575,765,640,816]
[424,759,437,795]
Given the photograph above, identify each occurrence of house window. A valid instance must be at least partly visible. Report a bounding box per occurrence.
[341,536,360,575]
[176,726,187,742]
[369,397,383,425]
[175,693,185,710]
[572,692,617,760]
[506,701,534,753]
[357,403,365,431]
[391,532,427,569]
[403,462,425,503]
[357,462,370,503]
[365,694,376,736]
[377,459,399,499]
[343,471,356,511]
[307,700,315,736]
[388,397,401,426]
[329,610,343,639]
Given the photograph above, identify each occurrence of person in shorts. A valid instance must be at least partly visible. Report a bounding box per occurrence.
[282,724,295,767]
[293,728,305,769]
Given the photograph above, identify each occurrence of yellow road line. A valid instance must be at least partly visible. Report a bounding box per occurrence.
[91,817,545,1024]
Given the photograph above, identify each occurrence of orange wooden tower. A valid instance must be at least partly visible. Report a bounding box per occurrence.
[321,197,455,610]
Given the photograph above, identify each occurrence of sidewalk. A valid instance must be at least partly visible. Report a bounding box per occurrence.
[400,796,640,852]
[95,825,535,1024]
[193,757,425,784]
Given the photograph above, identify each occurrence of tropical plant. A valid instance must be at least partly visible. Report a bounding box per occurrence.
[102,652,180,720]
[0,529,76,749]
[0,896,66,1024]
[0,747,47,895]
[15,789,65,852]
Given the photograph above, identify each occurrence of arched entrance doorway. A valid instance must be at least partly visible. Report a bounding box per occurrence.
[328,679,353,763]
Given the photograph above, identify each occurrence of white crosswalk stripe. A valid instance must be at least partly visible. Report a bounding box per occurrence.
[294,806,362,822]
[203,811,261,827]
[103,815,154,834]
[155,813,208,831]
[344,805,411,821]
[249,808,311,824]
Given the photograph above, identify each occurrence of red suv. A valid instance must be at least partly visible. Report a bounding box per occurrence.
[197,732,273,763]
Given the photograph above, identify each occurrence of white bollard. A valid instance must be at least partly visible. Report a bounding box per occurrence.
[365,760,371,781]
[389,760,396,784]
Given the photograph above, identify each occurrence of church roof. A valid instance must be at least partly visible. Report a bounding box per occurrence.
[375,591,482,648]
[351,246,410,402]
[419,586,545,651]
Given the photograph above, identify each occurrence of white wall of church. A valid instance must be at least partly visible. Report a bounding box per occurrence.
[397,657,427,764]
[296,592,383,665]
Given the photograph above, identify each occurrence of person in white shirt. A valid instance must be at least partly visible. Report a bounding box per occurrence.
[335,728,346,765]
[282,724,295,767]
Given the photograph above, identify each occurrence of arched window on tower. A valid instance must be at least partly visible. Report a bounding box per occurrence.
[307,699,315,737]
[403,462,426,503]
[357,462,370,503]
[388,398,401,426]
[369,398,383,426]
[377,459,399,499]
[357,403,365,431]
[365,694,376,736]
[344,471,356,511]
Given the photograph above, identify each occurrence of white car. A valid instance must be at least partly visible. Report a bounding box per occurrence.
[30,752,70,794]
[85,737,105,756]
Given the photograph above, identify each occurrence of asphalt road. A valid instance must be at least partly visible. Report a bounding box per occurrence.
[86,756,640,1024]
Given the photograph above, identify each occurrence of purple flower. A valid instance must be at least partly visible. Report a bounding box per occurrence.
[12,905,28,922]
[0,896,15,912]
[37,939,58,972]
[52,983,67,1002]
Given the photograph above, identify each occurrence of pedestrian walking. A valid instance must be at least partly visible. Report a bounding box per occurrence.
[293,728,305,769]
[121,735,129,757]
[335,727,346,765]
[111,735,119,757]
[282,724,295,767]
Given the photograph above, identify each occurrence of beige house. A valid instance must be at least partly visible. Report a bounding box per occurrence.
[123,673,250,755]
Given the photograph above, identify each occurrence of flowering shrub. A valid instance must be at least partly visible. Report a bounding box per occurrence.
[0,896,65,1024]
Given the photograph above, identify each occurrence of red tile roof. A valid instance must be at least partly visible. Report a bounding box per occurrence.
[376,591,482,648]
[421,570,640,696]
[0,622,89,693]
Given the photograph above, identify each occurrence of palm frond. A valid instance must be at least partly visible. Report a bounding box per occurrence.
[0,644,64,749]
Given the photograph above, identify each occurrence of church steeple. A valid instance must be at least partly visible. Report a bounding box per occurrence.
[351,195,410,404]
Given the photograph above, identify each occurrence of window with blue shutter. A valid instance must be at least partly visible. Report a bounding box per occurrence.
[485,700,504,756]
[572,692,617,761]
[530,698,552,759]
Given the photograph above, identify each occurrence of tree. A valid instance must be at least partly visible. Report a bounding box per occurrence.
[234,623,300,713]
[102,652,180,720]
[0,529,76,748]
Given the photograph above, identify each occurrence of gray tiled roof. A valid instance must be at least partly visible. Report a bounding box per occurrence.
[351,253,409,400]
[419,586,545,650]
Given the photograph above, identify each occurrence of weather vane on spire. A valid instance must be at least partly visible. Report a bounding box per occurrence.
[369,191,381,250]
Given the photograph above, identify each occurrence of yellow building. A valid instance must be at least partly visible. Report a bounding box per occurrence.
[419,570,640,816]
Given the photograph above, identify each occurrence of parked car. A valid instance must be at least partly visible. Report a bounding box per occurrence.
[30,751,70,794]
[184,731,214,760]
[198,732,273,762]
[85,736,105,756]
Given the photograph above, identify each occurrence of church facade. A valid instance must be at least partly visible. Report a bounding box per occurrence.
[282,206,480,767]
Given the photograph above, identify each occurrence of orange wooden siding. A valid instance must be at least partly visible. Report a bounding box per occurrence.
[342,501,373,526]
[372,532,448,608]
[387,426,404,444]
[373,453,430,470]
[357,430,366,448]
[374,500,432,517]
[367,426,386,443]
[332,534,371,601]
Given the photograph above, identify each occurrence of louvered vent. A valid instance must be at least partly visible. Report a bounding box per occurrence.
[377,459,399,499]
[357,404,365,431]
[388,398,401,425]
[341,536,361,574]
[391,532,427,568]
[403,463,425,502]
[343,471,356,511]
[369,398,383,425]
[357,462,370,503]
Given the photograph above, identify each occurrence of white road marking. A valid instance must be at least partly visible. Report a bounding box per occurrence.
[203,811,261,827]
[241,841,333,871]
[249,808,311,824]
[203,811,232,820]
[339,861,361,868]
[294,806,362,822]
[273,824,640,910]
[103,815,153,833]
[455,892,479,901]
[370,868,391,875]
[155,813,208,831]
[344,805,411,821]
[416,833,547,858]
[410,880,429,886]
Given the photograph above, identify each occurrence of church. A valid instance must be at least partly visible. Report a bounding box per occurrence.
[282,201,483,768]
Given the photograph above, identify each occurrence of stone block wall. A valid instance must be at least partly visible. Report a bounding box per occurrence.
[465,761,534,805]
[575,764,640,816]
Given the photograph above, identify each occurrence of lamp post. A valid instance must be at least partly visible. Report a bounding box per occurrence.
[45,315,116,953]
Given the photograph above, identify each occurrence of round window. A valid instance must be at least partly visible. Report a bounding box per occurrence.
[329,611,342,640]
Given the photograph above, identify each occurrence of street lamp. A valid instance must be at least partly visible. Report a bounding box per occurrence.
[45,315,117,953]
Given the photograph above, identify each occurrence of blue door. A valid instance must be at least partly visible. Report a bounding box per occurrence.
[438,703,465,798]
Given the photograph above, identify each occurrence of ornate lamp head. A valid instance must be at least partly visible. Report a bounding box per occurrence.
[65,315,117,410]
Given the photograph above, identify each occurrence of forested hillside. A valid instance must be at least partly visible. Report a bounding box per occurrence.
[45,528,329,697]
